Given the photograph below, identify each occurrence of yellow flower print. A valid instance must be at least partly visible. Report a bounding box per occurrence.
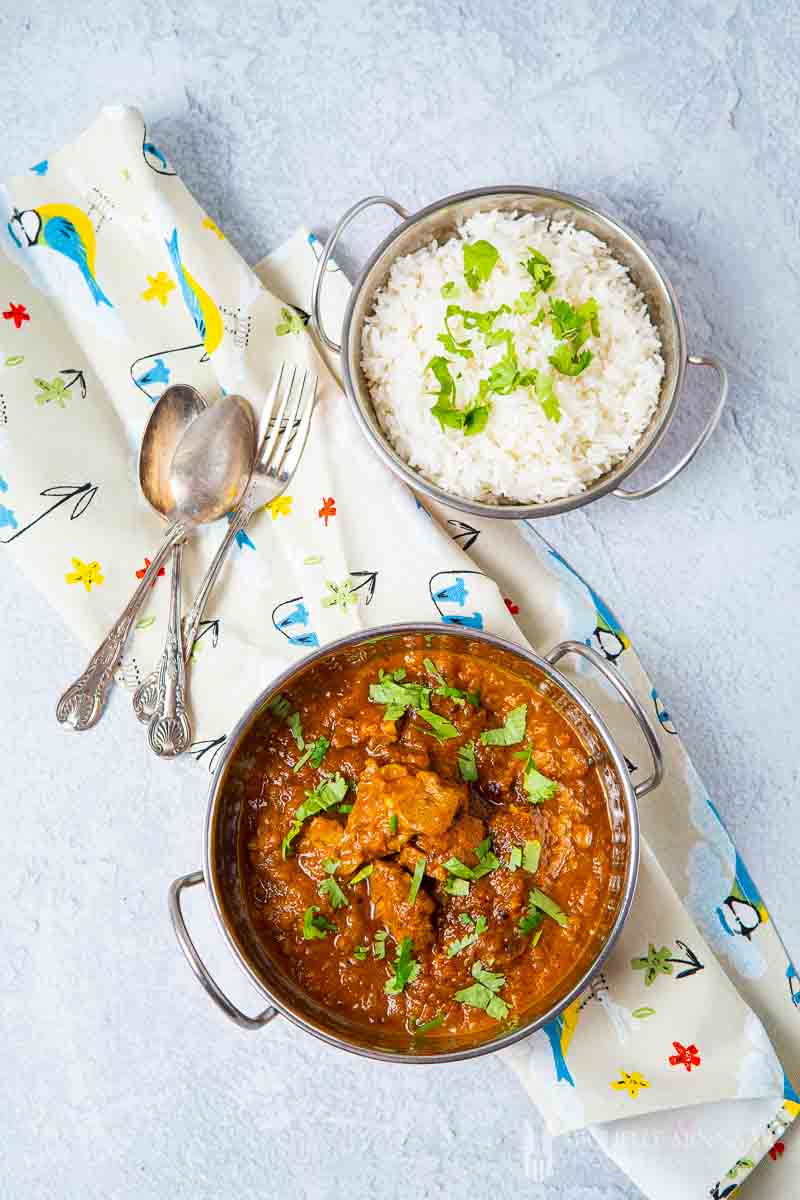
[66,557,105,592]
[142,271,176,306]
[265,494,293,520]
[202,217,225,240]
[611,1070,650,1099]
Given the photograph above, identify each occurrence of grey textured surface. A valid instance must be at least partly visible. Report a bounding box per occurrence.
[1,3,798,1198]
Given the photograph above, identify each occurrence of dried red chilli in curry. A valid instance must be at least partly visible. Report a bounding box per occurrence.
[240,650,612,1034]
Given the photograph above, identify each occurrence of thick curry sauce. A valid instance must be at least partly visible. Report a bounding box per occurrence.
[241,649,612,1035]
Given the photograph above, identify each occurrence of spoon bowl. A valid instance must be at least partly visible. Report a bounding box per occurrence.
[139,384,208,518]
[170,394,256,524]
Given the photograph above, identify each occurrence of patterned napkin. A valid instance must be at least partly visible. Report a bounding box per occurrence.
[1,106,797,1199]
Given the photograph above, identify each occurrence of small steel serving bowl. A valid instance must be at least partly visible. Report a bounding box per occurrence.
[310,186,728,518]
[169,624,663,1063]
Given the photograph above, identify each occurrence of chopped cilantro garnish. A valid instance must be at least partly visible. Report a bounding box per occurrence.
[513,290,541,315]
[520,887,569,936]
[445,876,470,896]
[385,936,420,995]
[268,693,291,720]
[389,813,399,836]
[369,671,430,719]
[414,1013,445,1033]
[287,711,304,750]
[454,960,509,1020]
[514,746,558,803]
[276,306,306,336]
[441,281,458,298]
[353,945,369,961]
[373,929,388,959]
[445,303,510,336]
[463,239,499,291]
[508,845,523,871]
[408,856,427,905]
[293,734,330,773]
[522,840,541,874]
[337,803,353,814]
[349,864,373,887]
[549,342,592,377]
[427,356,492,437]
[438,306,474,359]
[457,739,478,782]
[423,658,480,707]
[548,297,592,344]
[417,708,460,742]
[535,372,561,422]
[523,247,555,293]
[318,859,348,910]
[303,905,336,940]
[444,837,500,883]
[480,703,527,746]
[282,773,349,857]
[446,913,488,957]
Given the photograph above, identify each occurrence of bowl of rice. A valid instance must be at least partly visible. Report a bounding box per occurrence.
[310,187,727,519]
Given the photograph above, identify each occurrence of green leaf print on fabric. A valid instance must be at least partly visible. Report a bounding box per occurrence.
[322,578,359,612]
[631,943,674,986]
[34,376,70,407]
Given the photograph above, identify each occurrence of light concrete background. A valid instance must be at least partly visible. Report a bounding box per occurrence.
[1,2,797,1197]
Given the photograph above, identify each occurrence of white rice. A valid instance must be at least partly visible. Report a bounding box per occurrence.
[360,210,665,504]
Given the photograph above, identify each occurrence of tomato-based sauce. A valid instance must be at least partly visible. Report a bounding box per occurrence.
[240,648,612,1036]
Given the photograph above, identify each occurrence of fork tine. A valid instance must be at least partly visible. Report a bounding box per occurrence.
[278,372,317,482]
[269,367,307,473]
[259,364,296,469]
[254,363,284,461]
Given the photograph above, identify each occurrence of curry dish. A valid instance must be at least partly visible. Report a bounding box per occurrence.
[241,648,613,1036]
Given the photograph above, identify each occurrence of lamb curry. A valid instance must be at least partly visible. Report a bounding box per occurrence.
[241,646,613,1037]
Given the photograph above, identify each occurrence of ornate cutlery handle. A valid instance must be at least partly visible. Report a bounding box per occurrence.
[132,505,252,724]
[147,541,191,758]
[56,521,186,732]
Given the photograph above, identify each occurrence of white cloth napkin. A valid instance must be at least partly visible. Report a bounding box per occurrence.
[1,106,797,1199]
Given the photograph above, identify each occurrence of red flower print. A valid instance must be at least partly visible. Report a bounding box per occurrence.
[504,597,520,615]
[3,302,30,329]
[769,1141,785,1161]
[135,558,166,587]
[668,1041,701,1072]
[318,496,337,526]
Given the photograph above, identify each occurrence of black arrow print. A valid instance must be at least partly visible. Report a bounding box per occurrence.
[447,519,481,552]
[350,571,378,605]
[667,939,705,979]
[60,369,87,398]
[190,735,227,773]
[194,619,220,648]
[1,481,98,545]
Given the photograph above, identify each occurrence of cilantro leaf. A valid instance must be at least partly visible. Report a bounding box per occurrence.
[513,290,540,314]
[293,735,331,773]
[369,672,430,717]
[414,1013,445,1033]
[523,247,555,294]
[385,936,420,995]
[303,905,336,940]
[548,298,589,344]
[441,281,458,298]
[520,888,569,936]
[454,960,509,1020]
[463,239,500,291]
[353,945,369,961]
[349,864,373,886]
[485,330,519,394]
[408,856,427,905]
[535,372,561,422]
[444,876,470,896]
[373,929,388,959]
[427,355,461,431]
[417,708,460,742]
[508,845,522,871]
[457,739,478,782]
[446,914,488,957]
[389,813,399,836]
[514,746,558,803]
[518,904,545,937]
[449,303,510,335]
[268,693,291,720]
[480,703,527,746]
[287,711,304,750]
[282,773,349,857]
[522,840,541,874]
[438,306,473,359]
[318,859,348,910]
[444,837,500,883]
[549,342,592,377]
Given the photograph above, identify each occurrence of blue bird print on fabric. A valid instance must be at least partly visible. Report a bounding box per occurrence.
[541,997,581,1086]
[547,547,630,660]
[0,476,16,530]
[706,799,769,941]
[8,203,112,307]
[142,136,175,176]
[272,596,320,648]
[429,570,485,629]
[134,357,170,397]
[788,963,800,1009]
[30,160,48,175]
[165,228,223,358]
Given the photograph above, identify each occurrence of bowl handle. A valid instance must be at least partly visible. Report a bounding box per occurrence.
[544,640,664,798]
[169,871,278,1030]
[310,196,411,354]
[613,354,729,500]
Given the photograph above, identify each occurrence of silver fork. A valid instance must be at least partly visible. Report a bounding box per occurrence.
[132,364,318,740]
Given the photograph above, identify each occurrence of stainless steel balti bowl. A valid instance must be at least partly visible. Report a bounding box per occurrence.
[310,186,728,519]
[169,624,663,1063]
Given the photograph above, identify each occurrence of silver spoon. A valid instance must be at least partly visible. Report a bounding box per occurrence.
[145,394,256,758]
[56,393,255,735]
[131,386,207,726]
